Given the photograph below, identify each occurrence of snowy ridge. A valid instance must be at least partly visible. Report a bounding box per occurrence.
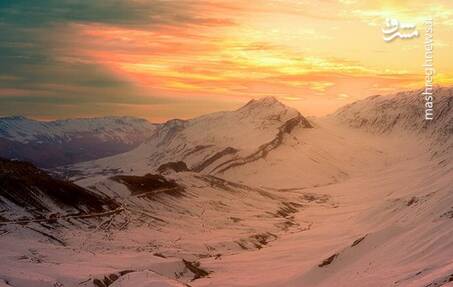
[0,116,155,144]
[332,87,453,141]
[0,116,156,168]
[64,96,312,178]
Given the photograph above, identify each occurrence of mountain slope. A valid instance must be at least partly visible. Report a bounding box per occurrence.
[0,116,156,168]
[0,158,118,223]
[332,87,453,142]
[0,90,452,287]
[63,97,312,180]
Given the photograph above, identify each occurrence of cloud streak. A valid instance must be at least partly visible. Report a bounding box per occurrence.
[1,0,452,120]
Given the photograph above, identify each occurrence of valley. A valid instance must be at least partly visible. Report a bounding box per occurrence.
[0,88,452,287]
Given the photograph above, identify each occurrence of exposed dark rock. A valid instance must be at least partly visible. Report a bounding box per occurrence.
[92,278,106,287]
[251,232,278,248]
[196,175,276,199]
[235,241,248,250]
[183,145,213,158]
[153,252,167,258]
[440,208,453,219]
[0,158,117,221]
[182,259,211,281]
[92,270,135,287]
[275,202,301,218]
[112,173,185,198]
[235,232,278,251]
[26,227,66,246]
[192,147,238,172]
[212,114,311,173]
[407,196,418,206]
[318,253,339,267]
[229,217,242,223]
[351,235,367,247]
[301,193,330,204]
[157,161,190,173]
[423,273,453,287]
[118,270,134,276]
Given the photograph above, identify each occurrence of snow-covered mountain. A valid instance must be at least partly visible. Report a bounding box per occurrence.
[0,116,156,168]
[0,90,452,287]
[332,87,453,142]
[63,96,312,180]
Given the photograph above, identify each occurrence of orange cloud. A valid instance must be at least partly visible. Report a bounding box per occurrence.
[53,0,453,118]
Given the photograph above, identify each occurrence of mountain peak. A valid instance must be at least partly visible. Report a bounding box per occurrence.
[240,96,286,112]
[251,96,280,105]
[256,96,279,104]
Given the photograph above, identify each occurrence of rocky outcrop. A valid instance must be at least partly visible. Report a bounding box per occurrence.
[0,158,118,222]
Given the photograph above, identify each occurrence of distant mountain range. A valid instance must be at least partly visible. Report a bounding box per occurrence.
[0,116,156,168]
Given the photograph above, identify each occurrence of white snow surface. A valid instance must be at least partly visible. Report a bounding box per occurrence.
[0,91,452,287]
[62,96,311,180]
[0,116,156,144]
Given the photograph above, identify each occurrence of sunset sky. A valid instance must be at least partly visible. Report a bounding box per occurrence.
[1,0,452,122]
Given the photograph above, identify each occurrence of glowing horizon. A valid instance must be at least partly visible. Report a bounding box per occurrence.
[1,0,452,122]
